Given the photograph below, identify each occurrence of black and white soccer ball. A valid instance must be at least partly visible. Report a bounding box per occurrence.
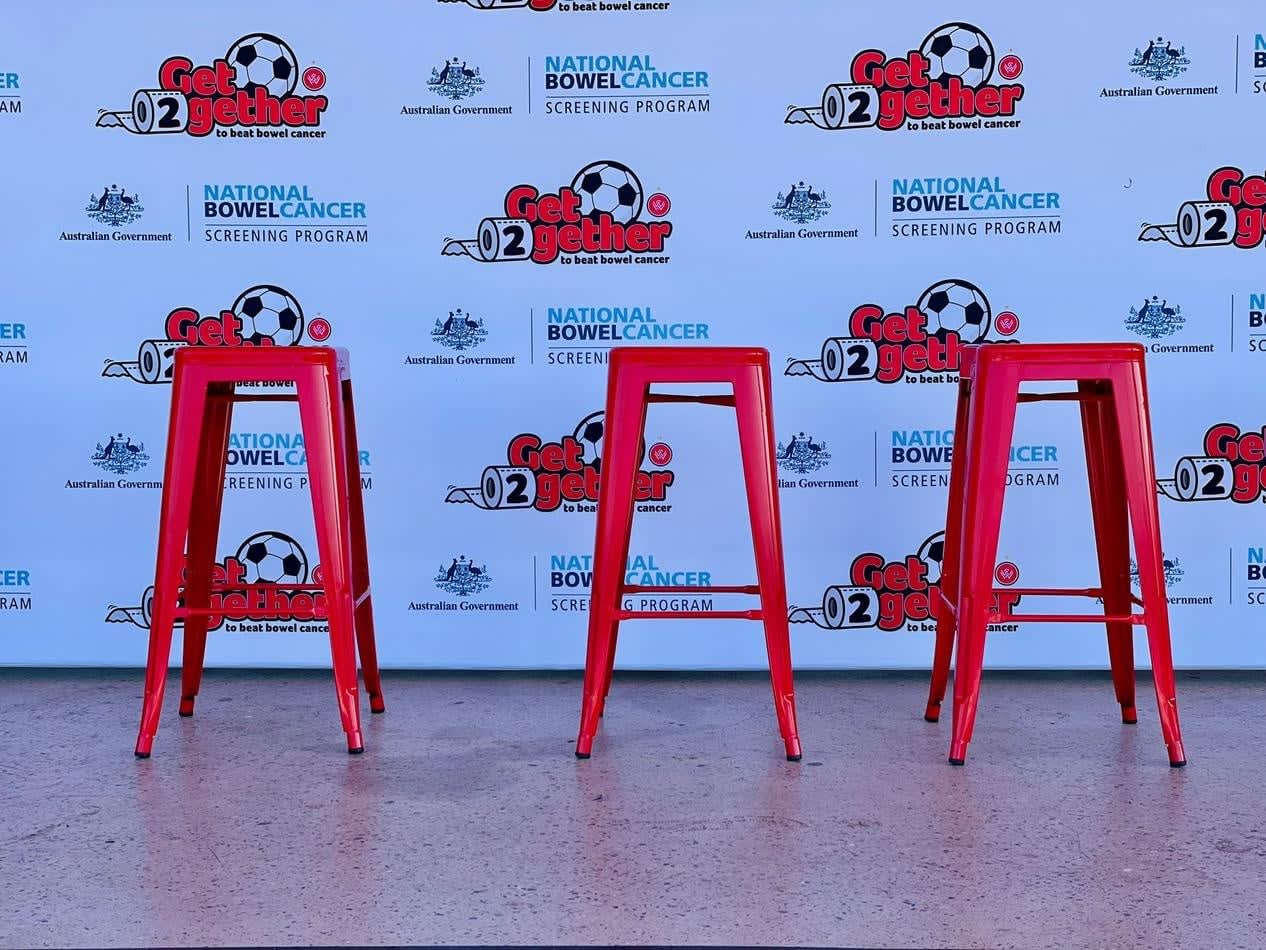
[573,411,605,472]
[571,161,643,225]
[226,33,299,98]
[917,278,991,342]
[236,531,308,584]
[231,285,305,345]
[920,22,995,88]
[916,532,946,586]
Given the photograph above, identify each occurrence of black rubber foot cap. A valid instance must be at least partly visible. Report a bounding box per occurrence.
[348,747,364,755]
[178,710,193,718]
[1170,760,1187,769]
[575,751,591,759]
[371,707,385,715]
[134,751,150,759]
[787,754,802,762]
[949,758,965,767]
[1122,716,1138,725]
[924,714,940,723]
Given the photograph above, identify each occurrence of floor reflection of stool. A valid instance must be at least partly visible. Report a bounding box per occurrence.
[576,347,802,761]
[135,346,383,758]
[925,343,1186,767]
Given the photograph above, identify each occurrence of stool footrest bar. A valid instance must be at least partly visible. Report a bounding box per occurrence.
[646,394,736,406]
[616,610,763,621]
[999,586,1102,597]
[622,584,759,594]
[992,612,1145,624]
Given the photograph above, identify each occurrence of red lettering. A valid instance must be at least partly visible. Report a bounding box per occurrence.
[1205,423,1242,458]
[1208,167,1244,204]
[850,50,887,86]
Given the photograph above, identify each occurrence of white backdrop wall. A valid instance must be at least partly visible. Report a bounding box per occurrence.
[2,1,1265,669]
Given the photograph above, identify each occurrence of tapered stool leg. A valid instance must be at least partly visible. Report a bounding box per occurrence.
[298,367,364,754]
[948,367,1019,766]
[179,386,234,718]
[1079,383,1137,723]
[734,362,801,760]
[342,381,385,714]
[577,366,647,758]
[1111,365,1186,766]
[926,378,972,723]
[136,371,209,758]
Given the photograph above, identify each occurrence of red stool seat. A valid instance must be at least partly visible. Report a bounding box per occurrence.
[576,346,802,760]
[925,342,1186,766]
[135,346,383,757]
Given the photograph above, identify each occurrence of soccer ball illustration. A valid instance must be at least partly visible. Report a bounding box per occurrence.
[571,161,643,225]
[226,33,299,98]
[920,23,995,88]
[236,531,308,584]
[573,411,605,472]
[231,285,305,345]
[916,532,946,586]
[917,279,991,342]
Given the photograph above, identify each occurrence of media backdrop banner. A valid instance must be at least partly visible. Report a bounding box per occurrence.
[2,1,1265,669]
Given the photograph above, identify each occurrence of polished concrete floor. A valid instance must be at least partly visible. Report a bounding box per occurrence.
[1,669,1263,950]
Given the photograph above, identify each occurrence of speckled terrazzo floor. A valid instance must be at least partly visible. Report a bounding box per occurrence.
[1,669,1262,950]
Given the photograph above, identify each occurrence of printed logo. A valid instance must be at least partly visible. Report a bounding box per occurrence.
[102,284,329,384]
[788,531,1020,633]
[1244,292,1266,353]
[92,433,150,475]
[439,0,671,13]
[105,530,329,633]
[403,56,512,117]
[1252,35,1266,93]
[1246,546,1266,606]
[0,569,32,612]
[1127,296,1184,339]
[1140,168,1266,249]
[225,432,373,494]
[542,304,709,367]
[405,308,517,367]
[546,552,711,613]
[542,54,709,116]
[433,308,488,351]
[97,33,328,139]
[201,184,368,245]
[410,554,520,613]
[0,70,20,116]
[68,432,161,490]
[1131,37,1190,81]
[777,432,831,474]
[786,22,1023,133]
[61,184,174,244]
[441,160,673,265]
[1132,556,1185,588]
[86,185,144,227]
[445,410,675,513]
[888,175,1061,238]
[772,181,830,224]
[1158,423,1266,503]
[777,430,859,490]
[785,278,1018,385]
[435,555,492,597]
[431,58,485,100]
[0,322,29,366]
[886,427,1060,490]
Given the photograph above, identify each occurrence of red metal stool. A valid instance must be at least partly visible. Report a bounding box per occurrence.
[924,343,1186,767]
[135,346,383,757]
[576,346,802,761]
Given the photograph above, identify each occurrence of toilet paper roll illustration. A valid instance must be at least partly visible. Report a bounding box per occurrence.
[465,0,531,7]
[440,217,536,262]
[101,339,189,384]
[785,83,878,130]
[784,337,878,382]
[821,585,881,630]
[1157,456,1235,501]
[444,466,537,509]
[95,89,189,134]
[1138,201,1237,248]
[103,584,158,629]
